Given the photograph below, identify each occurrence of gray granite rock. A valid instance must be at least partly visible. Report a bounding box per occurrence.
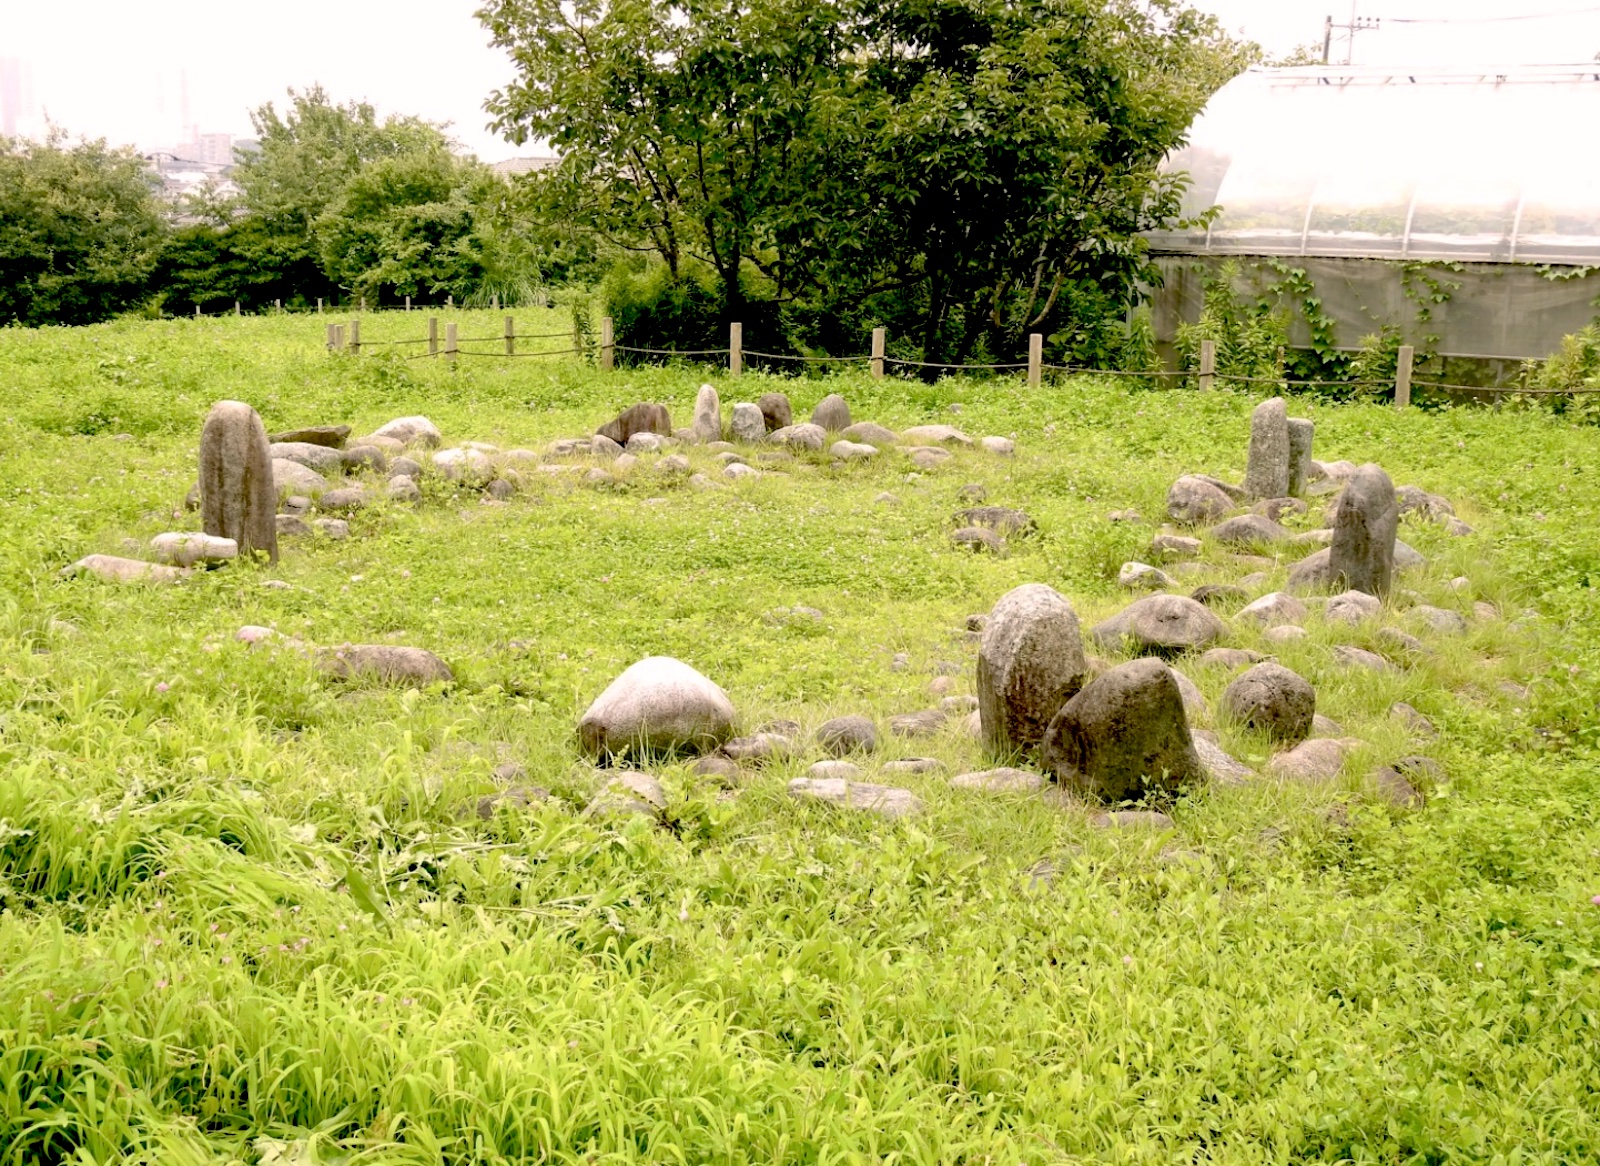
[1090,594,1226,656]
[816,715,878,755]
[1329,464,1399,597]
[730,403,766,442]
[578,656,737,758]
[787,777,922,819]
[321,644,453,686]
[810,394,852,431]
[1244,397,1290,500]
[1286,418,1314,497]
[977,583,1088,758]
[1166,475,1235,525]
[692,383,722,442]
[1223,662,1316,744]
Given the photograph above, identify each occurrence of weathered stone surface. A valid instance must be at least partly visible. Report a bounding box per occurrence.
[388,477,422,503]
[1211,514,1292,546]
[816,715,878,755]
[1286,418,1314,497]
[724,463,761,481]
[830,440,880,461]
[61,555,187,584]
[1333,645,1396,672]
[842,421,898,445]
[1195,474,1248,501]
[275,514,312,537]
[578,657,736,758]
[1286,547,1332,592]
[951,527,1003,553]
[270,425,349,448]
[1040,658,1206,801]
[1390,701,1436,735]
[981,436,1016,456]
[692,384,722,442]
[1328,464,1399,597]
[1192,730,1253,785]
[316,487,368,513]
[694,756,742,782]
[150,532,237,567]
[1396,485,1455,521]
[341,444,389,473]
[321,644,453,686]
[1223,662,1316,744]
[885,757,946,775]
[1370,766,1424,809]
[1090,594,1226,655]
[1199,647,1264,670]
[656,453,690,474]
[626,433,667,453]
[201,400,279,564]
[1253,496,1309,523]
[1268,738,1350,783]
[1263,624,1308,644]
[888,709,946,738]
[485,478,517,501]
[269,442,346,474]
[1326,589,1382,625]
[1151,534,1202,559]
[271,458,331,501]
[371,416,442,448]
[977,583,1088,758]
[585,772,666,820]
[908,448,952,470]
[954,506,1034,535]
[474,786,550,819]
[810,394,852,431]
[1171,668,1209,722]
[1237,591,1308,628]
[1413,605,1469,634]
[1394,539,1426,571]
[900,424,972,446]
[768,423,827,451]
[807,760,861,781]
[950,767,1045,793]
[787,778,922,819]
[1243,397,1290,500]
[1107,509,1142,523]
[730,403,765,442]
[1167,475,1235,525]
[757,392,792,432]
[1089,810,1176,830]
[597,403,672,446]
[1118,561,1172,590]
[721,733,793,763]
[1191,583,1249,607]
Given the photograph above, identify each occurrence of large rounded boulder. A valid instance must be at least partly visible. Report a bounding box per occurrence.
[1090,594,1226,656]
[1222,662,1316,745]
[977,583,1088,757]
[578,656,737,759]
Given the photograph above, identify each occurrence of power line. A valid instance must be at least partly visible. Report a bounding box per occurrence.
[1385,4,1600,23]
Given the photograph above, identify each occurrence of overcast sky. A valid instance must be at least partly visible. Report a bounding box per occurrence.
[7,0,1600,161]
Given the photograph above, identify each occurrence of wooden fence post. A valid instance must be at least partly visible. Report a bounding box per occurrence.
[405,295,411,312]
[446,294,454,311]
[349,319,361,356]
[729,322,743,377]
[445,322,458,366]
[326,323,337,351]
[317,297,324,315]
[492,293,500,312]
[1199,339,1216,392]
[504,316,515,356]
[428,317,439,357]
[234,300,241,317]
[333,324,345,352]
[274,298,281,313]
[870,327,886,379]
[359,296,366,313]
[600,316,615,373]
[1027,333,1043,389]
[194,304,201,319]
[1395,344,1414,409]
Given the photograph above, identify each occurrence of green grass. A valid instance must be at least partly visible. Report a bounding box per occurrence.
[0,310,1598,1164]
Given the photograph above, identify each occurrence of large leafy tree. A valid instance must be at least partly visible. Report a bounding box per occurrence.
[479,0,1246,362]
[0,133,167,326]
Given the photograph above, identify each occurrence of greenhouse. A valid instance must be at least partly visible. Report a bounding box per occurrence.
[1147,64,1600,368]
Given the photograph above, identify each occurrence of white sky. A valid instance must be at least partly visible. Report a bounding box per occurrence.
[7,0,1600,161]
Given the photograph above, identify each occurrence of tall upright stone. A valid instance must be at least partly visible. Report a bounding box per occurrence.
[977,584,1088,758]
[757,392,792,432]
[1243,397,1290,500]
[1286,418,1314,496]
[1329,463,1399,598]
[199,400,278,565]
[692,384,722,442]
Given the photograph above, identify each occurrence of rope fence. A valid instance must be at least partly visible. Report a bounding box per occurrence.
[320,314,1600,407]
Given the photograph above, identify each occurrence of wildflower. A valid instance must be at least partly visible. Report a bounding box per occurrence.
[1591,895,1600,907]
[155,682,170,693]
[155,979,168,990]
[1122,956,1133,967]
[1475,962,1484,970]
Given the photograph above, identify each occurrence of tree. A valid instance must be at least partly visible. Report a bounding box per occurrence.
[478,0,1249,363]
[0,132,167,326]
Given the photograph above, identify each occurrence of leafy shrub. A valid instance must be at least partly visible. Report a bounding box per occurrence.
[1174,260,1289,389]
[600,257,789,364]
[1525,322,1600,423]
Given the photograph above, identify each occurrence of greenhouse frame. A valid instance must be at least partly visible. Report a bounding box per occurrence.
[1147,64,1600,369]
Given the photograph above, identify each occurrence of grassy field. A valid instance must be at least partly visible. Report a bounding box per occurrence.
[1,309,1598,1164]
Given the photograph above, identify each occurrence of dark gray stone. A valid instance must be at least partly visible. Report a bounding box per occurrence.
[1211,514,1292,546]
[321,644,453,686]
[1244,397,1290,500]
[1090,594,1226,656]
[757,392,792,432]
[1222,662,1316,745]
[1040,658,1206,802]
[270,425,349,448]
[951,527,1004,553]
[1286,418,1314,497]
[954,506,1035,535]
[1328,464,1399,598]
[597,403,672,445]
[816,715,878,755]
[1166,475,1234,525]
[200,400,278,565]
[810,394,851,431]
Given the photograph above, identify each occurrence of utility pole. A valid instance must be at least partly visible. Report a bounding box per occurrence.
[1323,9,1380,64]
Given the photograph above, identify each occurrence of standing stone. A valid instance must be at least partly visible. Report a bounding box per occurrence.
[730,403,765,442]
[199,400,278,565]
[692,384,722,442]
[811,394,851,431]
[1286,418,1314,497]
[978,584,1088,758]
[1329,464,1399,598]
[758,392,792,432]
[1040,658,1206,802]
[1243,397,1290,501]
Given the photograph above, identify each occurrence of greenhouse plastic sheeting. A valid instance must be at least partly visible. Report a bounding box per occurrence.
[1147,65,1600,264]
[1148,255,1600,361]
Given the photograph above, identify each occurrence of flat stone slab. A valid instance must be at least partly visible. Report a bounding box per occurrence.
[949,767,1046,793]
[787,778,923,819]
[61,554,188,584]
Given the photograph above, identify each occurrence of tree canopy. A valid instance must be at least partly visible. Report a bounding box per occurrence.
[479,0,1249,362]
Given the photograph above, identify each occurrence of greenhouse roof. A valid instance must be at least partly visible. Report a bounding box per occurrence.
[1147,64,1600,264]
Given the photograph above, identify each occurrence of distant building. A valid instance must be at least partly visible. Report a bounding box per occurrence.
[1,57,36,138]
[491,156,560,177]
